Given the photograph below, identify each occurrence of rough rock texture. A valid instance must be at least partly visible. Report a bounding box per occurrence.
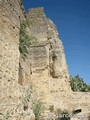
[20,8,90,119]
[0,0,90,120]
[0,0,21,109]
[0,0,34,119]
[26,7,71,92]
[20,7,71,107]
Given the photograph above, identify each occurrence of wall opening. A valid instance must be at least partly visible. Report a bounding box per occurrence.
[50,53,58,78]
[73,109,82,114]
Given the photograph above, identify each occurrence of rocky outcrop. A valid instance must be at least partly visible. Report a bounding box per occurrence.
[0,0,34,119]
[19,7,71,110]
[20,7,90,119]
[0,1,90,120]
[21,7,71,91]
[0,0,21,109]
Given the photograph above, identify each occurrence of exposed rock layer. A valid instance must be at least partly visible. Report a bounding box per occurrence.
[0,0,34,119]
[0,0,90,120]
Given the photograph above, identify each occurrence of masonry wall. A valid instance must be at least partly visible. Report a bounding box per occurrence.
[0,1,90,119]
[22,8,90,119]
[18,8,72,110]
[0,0,23,116]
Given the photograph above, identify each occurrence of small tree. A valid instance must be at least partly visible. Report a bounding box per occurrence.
[70,75,90,92]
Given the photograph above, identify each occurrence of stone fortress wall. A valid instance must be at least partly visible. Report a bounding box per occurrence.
[0,0,34,119]
[0,0,90,120]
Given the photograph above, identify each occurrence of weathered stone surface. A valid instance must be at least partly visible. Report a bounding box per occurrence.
[22,7,90,119]
[0,1,90,120]
[21,8,71,100]
[0,0,20,106]
[0,0,34,119]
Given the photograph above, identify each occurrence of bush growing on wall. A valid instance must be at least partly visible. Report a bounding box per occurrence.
[32,99,45,120]
[19,20,37,60]
[70,75,90,92]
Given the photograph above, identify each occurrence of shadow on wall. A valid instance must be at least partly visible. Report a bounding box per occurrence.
[18,63,23,85]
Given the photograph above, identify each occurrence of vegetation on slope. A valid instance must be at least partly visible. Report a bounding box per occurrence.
[33,99,45,120]
[70,75,90,92]
[22,86,45,120]
[19,20,37,60]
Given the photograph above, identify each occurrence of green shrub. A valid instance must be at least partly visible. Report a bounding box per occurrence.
[33,99,44,120]
[18,0,22,3]
[22,86,32,110]
[70,75,90,92]
[19,20,37,60]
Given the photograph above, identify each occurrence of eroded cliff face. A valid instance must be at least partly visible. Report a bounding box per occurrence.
[0,0,21,110]
[0,0,34,119]
[19,8,72,110]
[0,1,90,120]
[21,8,71,91]
[19,7,90,119]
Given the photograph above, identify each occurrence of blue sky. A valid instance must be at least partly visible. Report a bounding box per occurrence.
[22,0,90,84]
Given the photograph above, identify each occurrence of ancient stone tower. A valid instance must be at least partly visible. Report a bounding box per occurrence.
[19,7,72,108]
[0,0,90,120]
[20,7,71,91]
